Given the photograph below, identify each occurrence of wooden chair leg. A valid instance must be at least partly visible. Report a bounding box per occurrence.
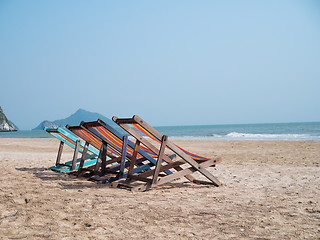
[71,140,80,170]
[100,142,108,174]
[94,144,105,174]
[126,140,140,182]
[119,136,128,177]
[77,141,89,175]
[56,141,64,166]
[152,135,168,185]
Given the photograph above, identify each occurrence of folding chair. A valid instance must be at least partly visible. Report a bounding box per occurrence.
[44,127,99,173]
[78,119,173,183]
[111,115,221,191]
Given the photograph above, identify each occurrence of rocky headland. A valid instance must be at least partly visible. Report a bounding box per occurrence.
[0,107,18,132]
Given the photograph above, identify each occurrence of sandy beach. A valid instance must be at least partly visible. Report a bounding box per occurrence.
[0,138,319,239]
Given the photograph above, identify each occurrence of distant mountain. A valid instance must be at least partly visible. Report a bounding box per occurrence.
[34,120,59,130]
[33,108,118,130]
[0,106,18,131]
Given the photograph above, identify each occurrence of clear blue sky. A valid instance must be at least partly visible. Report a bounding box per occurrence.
[1,0,319,130]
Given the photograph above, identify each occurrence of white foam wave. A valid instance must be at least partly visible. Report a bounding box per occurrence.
[169,132,320,141]
[226,132,312,139]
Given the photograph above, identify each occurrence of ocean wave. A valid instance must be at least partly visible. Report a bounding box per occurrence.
[169,132,320,141]
[2,129,319,141]
[226,132,313,139]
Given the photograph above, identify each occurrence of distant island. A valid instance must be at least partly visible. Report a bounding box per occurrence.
[33,108,117,130]
[0,106,18,132]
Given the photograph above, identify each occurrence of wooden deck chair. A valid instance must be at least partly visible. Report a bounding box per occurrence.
[111,115,222,191]
[79,119,173,183]
[65,124,129,182]
[44,127,100,173]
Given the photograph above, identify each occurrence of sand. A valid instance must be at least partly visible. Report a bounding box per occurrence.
[0,138,319,239]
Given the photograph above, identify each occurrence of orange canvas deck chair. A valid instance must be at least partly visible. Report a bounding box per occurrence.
[79,119,173,181]
[65,124,120,178]
[66,120,172,183]
[111,115,221,191]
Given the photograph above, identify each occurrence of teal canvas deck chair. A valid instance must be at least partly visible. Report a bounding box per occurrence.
[111,115,222,191]
[70,119,173,183]
[44,127,100,173]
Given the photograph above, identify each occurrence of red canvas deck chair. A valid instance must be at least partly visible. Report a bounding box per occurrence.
[66,121,172,183]
[65,124,120,179]
[111,115,221,191]
[79,119,173,182]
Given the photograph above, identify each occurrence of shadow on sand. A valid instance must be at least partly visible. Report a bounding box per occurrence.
[15,167,217,191]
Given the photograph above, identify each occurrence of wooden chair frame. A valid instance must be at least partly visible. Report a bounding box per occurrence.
[66,124,142,182]
[111,115,221,191]
[45,127,99,173]
[79,119,173,182]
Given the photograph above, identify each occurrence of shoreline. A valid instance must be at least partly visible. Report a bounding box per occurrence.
[0,138,319,239]
[1,136,320,141]
[1,121,320,141]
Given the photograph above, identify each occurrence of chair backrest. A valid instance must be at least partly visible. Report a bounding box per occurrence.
[44,127,99,156]
[81,120,129,157]
[66,125,120,158]
[81,119,159,161]
[112,115,210,161]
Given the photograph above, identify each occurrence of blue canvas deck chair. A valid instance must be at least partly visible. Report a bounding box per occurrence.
[66,120,173,183]
[44,127,100,173]
[111,115,222,191]
[72,119,174,183]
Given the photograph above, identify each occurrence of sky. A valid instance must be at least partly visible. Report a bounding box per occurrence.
[0,0,320,130]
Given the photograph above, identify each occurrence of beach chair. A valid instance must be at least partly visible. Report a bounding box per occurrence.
[76,119,173,183]
[65,124,124,182]
[44,127,99,173]
[111,115,221,191]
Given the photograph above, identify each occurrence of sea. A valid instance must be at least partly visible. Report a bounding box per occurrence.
[0,122,319,141]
